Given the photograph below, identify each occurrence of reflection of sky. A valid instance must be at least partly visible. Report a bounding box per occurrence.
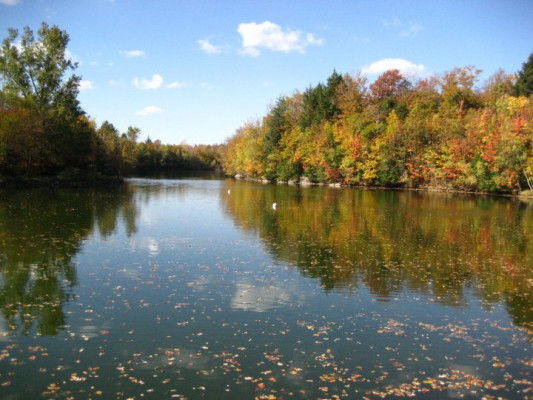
[126,236,193,259]
[231,279,303,312]
[0,318,8,342]
[148,238,159,256]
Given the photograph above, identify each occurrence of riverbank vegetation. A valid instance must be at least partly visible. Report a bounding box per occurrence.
[223,55,533,195]
[0,23,220,186]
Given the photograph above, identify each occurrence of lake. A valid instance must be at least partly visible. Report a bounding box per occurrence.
[0,177,532,399]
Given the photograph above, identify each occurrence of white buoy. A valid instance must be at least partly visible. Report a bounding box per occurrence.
[272,202,277,210]
[227,189,231,194]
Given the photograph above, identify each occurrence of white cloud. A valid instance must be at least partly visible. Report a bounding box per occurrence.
[65,50,80,65]
[362,58,426,77]
[240,46,261,57]
[78,80,94,91]
[136,106,163,116]
[353,35,370,44]
[382,17,402,28]
[231,278,308,312]
[109,78,124,87]
[231,281,290,312]
[133,74,163,89]
[198,38,222,55]
[167,81,186,89]
[238,21,324,56]
[382,17,423,37]
[121,50,146,58]
[400,22,423,37]
[0,0,20,5]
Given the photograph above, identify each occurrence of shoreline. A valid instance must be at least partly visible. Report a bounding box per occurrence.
[0,176,125,189]
[234,175,533,199]
[2,174,531,199]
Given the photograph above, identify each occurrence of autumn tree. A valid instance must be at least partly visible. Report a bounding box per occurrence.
[440,66,481,115]
[369,69,410,101]
[482,69,516,106]
[335,72,368,117]
[369,69,411,120]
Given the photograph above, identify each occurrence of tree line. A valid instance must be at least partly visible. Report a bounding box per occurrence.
[0,23,220,184]
[223,55,533,194]
[1,23,531,193]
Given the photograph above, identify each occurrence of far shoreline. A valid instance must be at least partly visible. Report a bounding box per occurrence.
[0,176,125,189]
[233,174,533,200]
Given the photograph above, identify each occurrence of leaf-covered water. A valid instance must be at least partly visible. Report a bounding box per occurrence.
[0,178,532,399]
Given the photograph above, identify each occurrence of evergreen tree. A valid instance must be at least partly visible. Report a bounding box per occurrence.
[514,52,533,97]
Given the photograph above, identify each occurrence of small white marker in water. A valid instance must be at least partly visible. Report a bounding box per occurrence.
[272,202,277,210]
[227,189,231,194]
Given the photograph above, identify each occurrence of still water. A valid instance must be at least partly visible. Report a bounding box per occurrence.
[0,177,532,399]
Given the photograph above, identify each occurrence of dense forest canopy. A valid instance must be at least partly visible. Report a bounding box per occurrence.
[223,57,533,194]
[0,23,220,183]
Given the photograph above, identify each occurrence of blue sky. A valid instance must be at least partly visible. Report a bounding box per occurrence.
[1,0,532,145]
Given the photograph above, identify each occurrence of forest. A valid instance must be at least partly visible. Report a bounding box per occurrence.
[223,55,533,195]
[1,23,532,194]
[0,23,220,184]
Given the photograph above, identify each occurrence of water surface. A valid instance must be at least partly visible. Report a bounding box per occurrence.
[0,178,532,399]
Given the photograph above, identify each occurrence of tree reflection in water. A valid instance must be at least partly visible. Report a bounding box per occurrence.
[221,182,533,332]
[0,186,138,335]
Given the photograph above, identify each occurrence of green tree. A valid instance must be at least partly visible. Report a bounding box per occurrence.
[121,126,140,174]
[299,70,344,129]
[514,52,533,97]
[96,121,121,176]
[0,22,81,115]
[262,97,291,180]
[0,23,100,179]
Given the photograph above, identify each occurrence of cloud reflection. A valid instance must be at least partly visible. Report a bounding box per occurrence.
[231,279,301,312]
